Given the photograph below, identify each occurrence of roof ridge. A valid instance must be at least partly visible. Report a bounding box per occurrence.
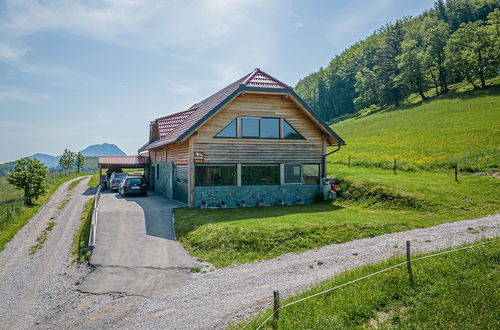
[248,69,293,89]
[240,68,259,86]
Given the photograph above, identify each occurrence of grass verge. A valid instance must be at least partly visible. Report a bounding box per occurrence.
[72,197,94,263]
[234,238,500,329]
[68,177,85,191]
[87,173,100,187]
[30,221,56,255]
[174,166,498,267]
[0,173,85,252]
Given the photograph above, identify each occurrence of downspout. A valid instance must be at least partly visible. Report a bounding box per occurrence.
[322,144,341,178]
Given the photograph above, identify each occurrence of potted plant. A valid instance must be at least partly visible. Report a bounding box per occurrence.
[240,200,246,208]
[277,198,285,206]
[258,199,265,207]
[220,201,227,209]
[200,201,208,209]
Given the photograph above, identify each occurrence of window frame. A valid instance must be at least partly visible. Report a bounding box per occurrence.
[214,119,238,138]
[241,163,280,186]
[283,119,305,140]
[302,163,320,185]
[195,163,237,187]
[241,117,260,139]
[284,163,302,184]
[260,117,281,139]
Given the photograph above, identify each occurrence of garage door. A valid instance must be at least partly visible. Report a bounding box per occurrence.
[173,164,189,204]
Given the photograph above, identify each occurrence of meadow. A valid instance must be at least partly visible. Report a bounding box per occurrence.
[0,173,89,251]
[331,82,500,172]
[235,238,500,329]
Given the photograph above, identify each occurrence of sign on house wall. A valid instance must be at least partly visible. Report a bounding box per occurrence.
[194,152,204,163]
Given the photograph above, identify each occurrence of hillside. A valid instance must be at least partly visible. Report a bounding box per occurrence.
[330,84,500,172]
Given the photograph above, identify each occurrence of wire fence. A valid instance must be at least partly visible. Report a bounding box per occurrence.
[254,239,495,330]
[87,185,102,248]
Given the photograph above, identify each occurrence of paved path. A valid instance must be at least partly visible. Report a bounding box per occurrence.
[41,214,499,329]
[80,191,200,298]
[0,176,93,330]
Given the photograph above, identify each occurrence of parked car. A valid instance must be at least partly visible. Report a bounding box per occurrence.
[119,176,148,196]
[109,172,128,191]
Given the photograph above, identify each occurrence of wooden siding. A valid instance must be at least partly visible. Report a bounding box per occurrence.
[153,147,166,162]
[166,141,189,163]
[191,93,325,164]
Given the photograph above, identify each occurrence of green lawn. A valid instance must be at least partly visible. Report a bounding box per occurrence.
[331,83,500,172]
[235,238,500,329]
[0,173,87,251]
[174,165,499,267]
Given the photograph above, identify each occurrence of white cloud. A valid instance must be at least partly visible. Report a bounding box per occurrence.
[0,90,51,103]
[0,0,287,86]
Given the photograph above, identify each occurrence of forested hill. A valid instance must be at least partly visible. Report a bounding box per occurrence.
[295,0,500,124]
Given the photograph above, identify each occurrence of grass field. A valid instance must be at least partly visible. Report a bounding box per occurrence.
[0,173,87,251]
[72,197,94,263]
[174,165,498,267]
[331,83,500,172]
[235,238,500,329]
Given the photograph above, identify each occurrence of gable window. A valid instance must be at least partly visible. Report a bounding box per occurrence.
[283,120,304,139]
[215,119,237,138]
[195,164,236,186]
[284,164,301,184]
[241,118,260,138]
[242,164,280,185]
[260,118,280,139]
[302,164,320,184]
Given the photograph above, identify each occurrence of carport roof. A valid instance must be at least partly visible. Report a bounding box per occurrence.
[98,156,150,166]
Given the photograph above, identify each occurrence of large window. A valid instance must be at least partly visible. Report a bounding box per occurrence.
[302,164,320,184]
[260,118,280,139]
[241,118,260,138]
[242,164,280,185]
[215,119,237,138]
[284,164,301,184]
[195,164,236,186]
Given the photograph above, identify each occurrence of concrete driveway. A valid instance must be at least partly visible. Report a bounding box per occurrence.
[80,191,200,298]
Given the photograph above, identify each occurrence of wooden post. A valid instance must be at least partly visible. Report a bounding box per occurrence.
[393,159,397,175]
[273,290,280,327]
[454,163,458,182]
[406,240,414,286]
[348,155,351,168]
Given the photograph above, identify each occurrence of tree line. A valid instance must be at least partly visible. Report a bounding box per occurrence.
[8,149,85,205]
[295,0,500,123]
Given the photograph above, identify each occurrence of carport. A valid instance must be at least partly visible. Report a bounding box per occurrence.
[98,156,150,186]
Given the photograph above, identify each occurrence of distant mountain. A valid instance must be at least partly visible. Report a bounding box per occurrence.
[0,143,126,177]
[80,143,126,157]
[29,153,60,168]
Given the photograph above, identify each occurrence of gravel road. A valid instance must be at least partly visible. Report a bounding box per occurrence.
[0,181,498,330]
[0,176,95,329]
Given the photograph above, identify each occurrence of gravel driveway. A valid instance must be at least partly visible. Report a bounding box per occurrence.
[0,181,498,329]
[36,213,500,329]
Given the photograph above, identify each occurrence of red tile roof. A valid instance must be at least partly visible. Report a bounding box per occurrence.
[139,68,344,152]
[98,156,150,166]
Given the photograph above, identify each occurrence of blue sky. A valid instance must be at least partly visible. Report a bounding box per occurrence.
[0,0,435,163]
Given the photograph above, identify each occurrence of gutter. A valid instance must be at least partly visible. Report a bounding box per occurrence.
[322,144,341,178]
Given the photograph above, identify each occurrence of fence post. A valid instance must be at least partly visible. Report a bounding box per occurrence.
[273,290,280,328]
[393,158,397,175]
[454,163,459,182]
[348,155,351,168]
[406,240,414,286]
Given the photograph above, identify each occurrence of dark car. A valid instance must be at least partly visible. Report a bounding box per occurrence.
[119,176,148,196]
[109,172,127,191]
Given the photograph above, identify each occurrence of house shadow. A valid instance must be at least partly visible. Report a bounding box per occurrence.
[118,193,177,241]
[82,186,98,196]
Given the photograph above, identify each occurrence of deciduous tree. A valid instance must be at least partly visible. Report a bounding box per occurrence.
[59,149,76,173]
[8,158,48,205]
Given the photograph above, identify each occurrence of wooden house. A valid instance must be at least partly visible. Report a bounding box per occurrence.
[139,69,345,207]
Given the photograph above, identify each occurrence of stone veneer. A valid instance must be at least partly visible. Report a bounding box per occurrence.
[150,161,174,199]
[194,184,320,208]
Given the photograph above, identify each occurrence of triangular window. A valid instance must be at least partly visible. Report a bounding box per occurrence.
[283,120,304,139]
[215,119,237,138]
